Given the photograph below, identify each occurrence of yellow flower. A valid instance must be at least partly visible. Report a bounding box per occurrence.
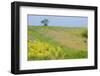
[28,39,63,60]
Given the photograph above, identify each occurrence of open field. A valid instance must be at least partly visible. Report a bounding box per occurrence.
[28,26,88,60]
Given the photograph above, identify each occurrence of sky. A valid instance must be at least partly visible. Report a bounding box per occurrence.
[28,15,88,27]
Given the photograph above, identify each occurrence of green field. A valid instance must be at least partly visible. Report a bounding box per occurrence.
[28,26,88,60]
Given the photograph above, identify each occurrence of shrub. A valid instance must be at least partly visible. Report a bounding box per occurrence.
[81,29,88,38]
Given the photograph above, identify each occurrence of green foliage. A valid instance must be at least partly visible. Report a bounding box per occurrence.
[41,19,49,26]
[81,29,88,38]
[28,39,87,60]
[28,39,65,60]
[28,26,88,60]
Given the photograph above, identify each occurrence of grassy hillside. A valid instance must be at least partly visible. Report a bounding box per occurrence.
[28,26,88,60]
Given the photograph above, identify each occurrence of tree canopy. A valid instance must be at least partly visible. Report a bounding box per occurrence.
[41,19,49,26]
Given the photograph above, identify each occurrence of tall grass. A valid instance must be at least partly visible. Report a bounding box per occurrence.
[28,39,87,60]
[28,26,88,60]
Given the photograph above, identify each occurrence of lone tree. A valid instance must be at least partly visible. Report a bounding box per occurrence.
[41,19,49,26]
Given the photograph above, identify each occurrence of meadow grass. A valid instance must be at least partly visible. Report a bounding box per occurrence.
[28,26,88,60]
